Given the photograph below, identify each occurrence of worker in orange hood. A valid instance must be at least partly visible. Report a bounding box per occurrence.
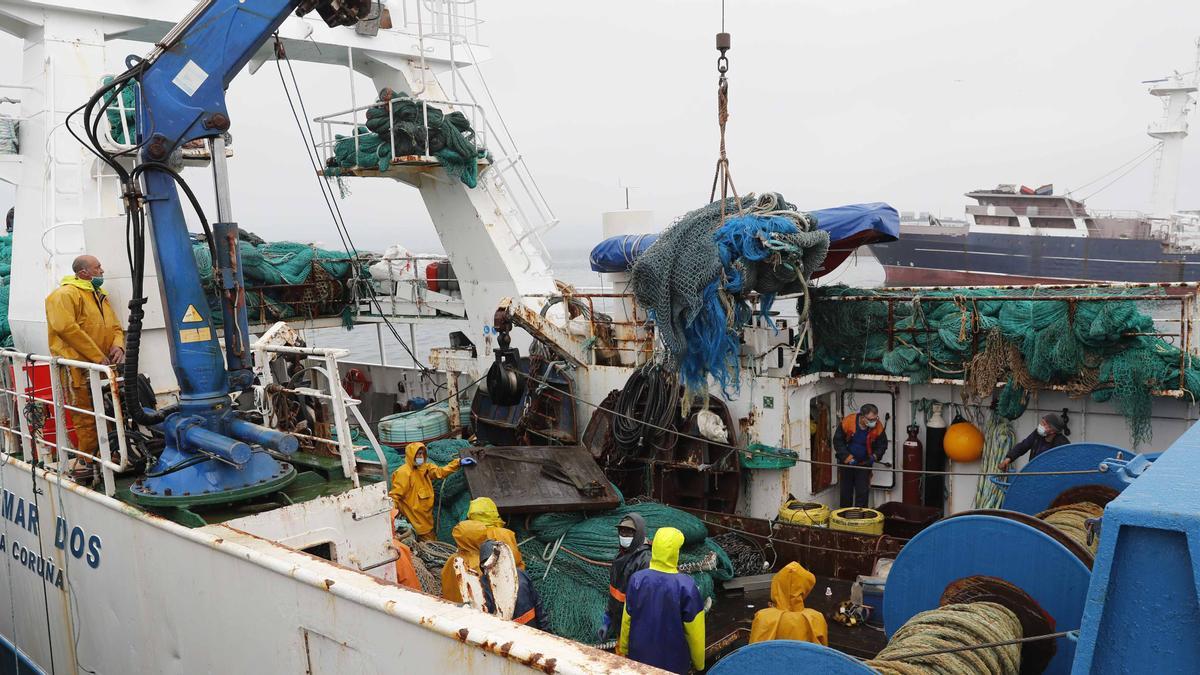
[388,442,470,540]
[749,562,828,645]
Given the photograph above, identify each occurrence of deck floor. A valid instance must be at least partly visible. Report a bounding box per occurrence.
[708,575,888,661]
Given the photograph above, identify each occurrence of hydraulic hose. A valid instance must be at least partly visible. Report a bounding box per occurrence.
[612,364,681,452]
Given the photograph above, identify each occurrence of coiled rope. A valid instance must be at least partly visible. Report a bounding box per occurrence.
[1037,502,1103,554]
[867,602,1023,674]
[973,414,1016,509]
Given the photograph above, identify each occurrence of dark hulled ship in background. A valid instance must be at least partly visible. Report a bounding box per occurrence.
[871,186,1200,285]
[873,44,1200,286]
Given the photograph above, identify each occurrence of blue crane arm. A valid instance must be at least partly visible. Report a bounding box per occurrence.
[117,0,369,505]
[136,0,303,400]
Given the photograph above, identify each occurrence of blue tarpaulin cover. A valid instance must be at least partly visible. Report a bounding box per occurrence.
[588,203,898,273]
[810,202,899,244]
[589,233,660,273]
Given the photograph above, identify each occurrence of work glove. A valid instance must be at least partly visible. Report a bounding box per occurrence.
[598,613,611,641]
[461,457,477,466]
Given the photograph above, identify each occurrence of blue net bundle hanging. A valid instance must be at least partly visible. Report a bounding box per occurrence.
[630,192,829,397]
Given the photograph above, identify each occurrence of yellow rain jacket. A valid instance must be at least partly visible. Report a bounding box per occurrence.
[749,562,829,645]
[46,276,124,456]
[467,496,524,570]
[619,527,705,673]
[46,276,124,365]
[441,519,488,603]
[388,442,461,537]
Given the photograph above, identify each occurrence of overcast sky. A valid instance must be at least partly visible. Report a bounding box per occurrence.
[3,0,1200,254]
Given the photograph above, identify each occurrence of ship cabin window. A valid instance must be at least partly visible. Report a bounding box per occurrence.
[302,541,335,561]
[974,215,1019,227]
[1030,218,1074,229]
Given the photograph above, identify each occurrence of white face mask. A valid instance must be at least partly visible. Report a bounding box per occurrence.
[414,457,426,466]
[1036,425,1048,437]
[618,535,634,548]
[865,419,878,429]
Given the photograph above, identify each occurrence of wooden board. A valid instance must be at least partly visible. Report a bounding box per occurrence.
[461,445,620,513]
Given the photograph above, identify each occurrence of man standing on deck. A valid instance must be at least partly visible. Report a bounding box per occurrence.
[46,254,124,485]
[998,413,1069,471]
[618,526,705,674]
[604,513,652,641]
[833,403,887,508]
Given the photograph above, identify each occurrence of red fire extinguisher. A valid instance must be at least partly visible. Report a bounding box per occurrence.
[903,424,923,505]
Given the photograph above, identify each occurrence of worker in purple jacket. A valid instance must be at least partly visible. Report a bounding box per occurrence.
[618,527,705,673]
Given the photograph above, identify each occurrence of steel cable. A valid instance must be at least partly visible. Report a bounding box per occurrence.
[526,371,1105,478]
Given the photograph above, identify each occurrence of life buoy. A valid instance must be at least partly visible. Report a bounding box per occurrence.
[342,368,372,399]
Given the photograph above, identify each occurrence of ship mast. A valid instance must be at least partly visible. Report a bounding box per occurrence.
[1148,37,1200,219]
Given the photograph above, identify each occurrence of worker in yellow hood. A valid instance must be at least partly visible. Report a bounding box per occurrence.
[46,255,124,485]
[466,496,524,570]
[618,527,705,674]
[749,562,828,645]
[441,519,488,603]
[388,442,465,540]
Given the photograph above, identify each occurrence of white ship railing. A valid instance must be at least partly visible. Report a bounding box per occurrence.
[313,96,488,171]
[251,336,389,488]
[0,350,129,497]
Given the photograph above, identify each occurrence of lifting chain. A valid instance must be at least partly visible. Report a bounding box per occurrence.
[709,20,743,223]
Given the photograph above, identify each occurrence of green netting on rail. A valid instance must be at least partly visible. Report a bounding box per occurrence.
[102,75,138,145]
[808,285,1200,446]
[426,438,734,644]
[190,232,370,328]
[323,90,489,188]
[0,234,11,347]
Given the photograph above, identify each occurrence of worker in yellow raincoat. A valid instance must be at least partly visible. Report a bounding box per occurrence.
[748,561,829,645]
[441,519,488,603]
[46,255,124,484]
[466,496,524,570]
[388,442,467,540]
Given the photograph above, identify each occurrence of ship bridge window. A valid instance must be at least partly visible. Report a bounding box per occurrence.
[1030,218,1075,229]
[974,216,1019,227]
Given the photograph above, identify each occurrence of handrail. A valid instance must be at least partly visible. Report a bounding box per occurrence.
[251,337,389,486]
[0,349,130,497]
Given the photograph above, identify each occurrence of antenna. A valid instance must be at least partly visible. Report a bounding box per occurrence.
[617,179,638,210]
[1146,37,1200,218]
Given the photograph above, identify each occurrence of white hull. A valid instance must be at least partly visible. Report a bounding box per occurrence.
[0,455,629,674]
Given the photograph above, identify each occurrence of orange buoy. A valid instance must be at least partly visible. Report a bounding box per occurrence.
[943,419,984,462]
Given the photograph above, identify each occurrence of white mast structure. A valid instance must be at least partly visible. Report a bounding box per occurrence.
[1148,38,1200,219]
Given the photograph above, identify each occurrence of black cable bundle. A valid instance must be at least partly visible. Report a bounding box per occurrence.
[612,363,681,452]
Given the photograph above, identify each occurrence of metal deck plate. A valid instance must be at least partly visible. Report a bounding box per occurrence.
[461,445,619,513]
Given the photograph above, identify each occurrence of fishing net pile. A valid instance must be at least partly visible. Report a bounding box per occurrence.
[0,234,11,347]
[809,285,1200,446]
[324,89,489,188]
[630,192,829,396]
[424,437,734,645]
[191,230,370,328]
